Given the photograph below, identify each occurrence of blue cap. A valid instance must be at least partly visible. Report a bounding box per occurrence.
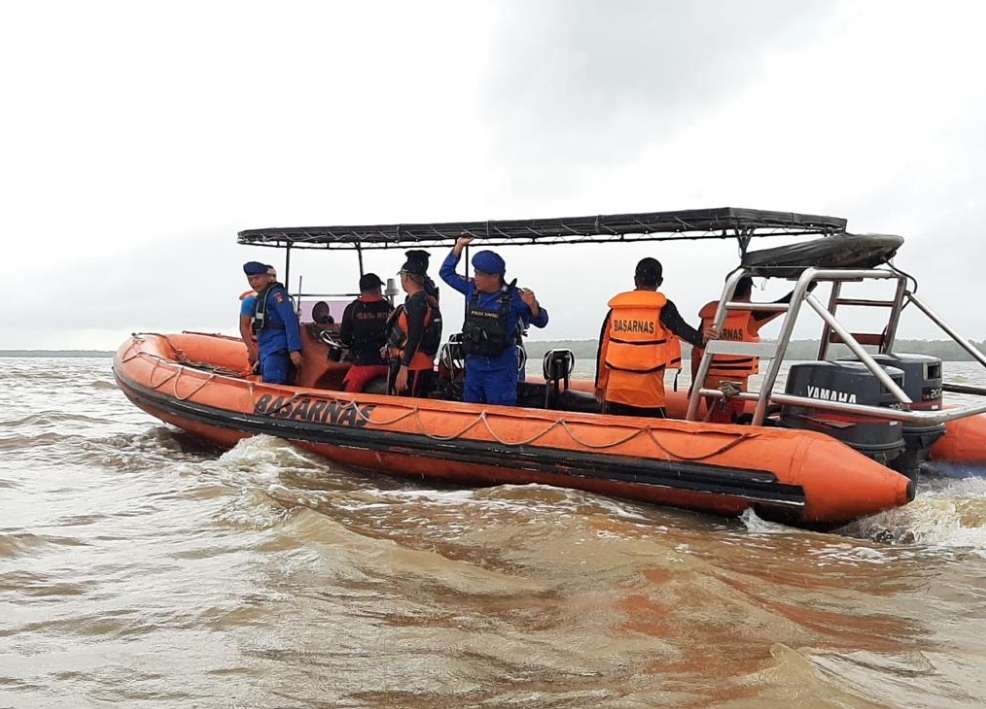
[472,250,505,275]
[243,261,268,276]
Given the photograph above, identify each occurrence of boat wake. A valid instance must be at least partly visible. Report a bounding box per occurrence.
[841,476,986,554]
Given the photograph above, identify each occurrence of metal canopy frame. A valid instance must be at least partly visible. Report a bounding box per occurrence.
[686,267,986,426]
[237,207,848,252]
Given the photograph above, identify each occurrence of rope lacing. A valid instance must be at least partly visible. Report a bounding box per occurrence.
[122,334,758,461]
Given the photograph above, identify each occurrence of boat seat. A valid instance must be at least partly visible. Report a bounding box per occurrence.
[555,388,602,414]
[516,382,601,413]
[296,327,349,390]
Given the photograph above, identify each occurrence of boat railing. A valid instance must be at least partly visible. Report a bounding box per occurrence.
[686,267,986,425]
[288,272,402,315]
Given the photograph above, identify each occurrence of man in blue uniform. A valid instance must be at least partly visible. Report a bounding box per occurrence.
[440,235,548,405]
[242,261,303,384]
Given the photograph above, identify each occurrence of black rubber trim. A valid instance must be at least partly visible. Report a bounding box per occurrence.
[603,361,668,374]
[114,368,805,508]
[608,337,668,345]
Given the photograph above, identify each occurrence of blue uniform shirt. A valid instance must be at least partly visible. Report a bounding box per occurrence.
[255,284,303,357]
[240,295,256,317]
[440,250,549,371]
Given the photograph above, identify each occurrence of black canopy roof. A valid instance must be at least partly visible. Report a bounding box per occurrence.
[237,207,848,251]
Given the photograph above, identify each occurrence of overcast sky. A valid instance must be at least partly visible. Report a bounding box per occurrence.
[3,0,985,349]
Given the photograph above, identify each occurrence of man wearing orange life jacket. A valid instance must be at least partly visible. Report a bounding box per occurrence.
[692,276,812,422]
[387,251,443,397]
[596,258,712,418]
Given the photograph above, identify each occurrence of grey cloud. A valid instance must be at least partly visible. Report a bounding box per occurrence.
[484,0,835,179]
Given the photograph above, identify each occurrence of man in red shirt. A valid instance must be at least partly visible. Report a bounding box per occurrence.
[340,273,393,393]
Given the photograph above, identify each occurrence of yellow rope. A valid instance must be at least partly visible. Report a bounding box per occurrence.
[173,367,216,401]
[645,427,757,461]
[125,334,756,461]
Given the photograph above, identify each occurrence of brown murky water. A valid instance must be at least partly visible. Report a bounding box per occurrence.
[2,358,986,708]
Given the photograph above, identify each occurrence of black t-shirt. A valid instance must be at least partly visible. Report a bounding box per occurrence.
[659,300,705,348]
[341,297,393,365]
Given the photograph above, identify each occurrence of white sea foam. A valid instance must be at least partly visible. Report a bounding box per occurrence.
[738,507,798,534]
[842,476,986,550]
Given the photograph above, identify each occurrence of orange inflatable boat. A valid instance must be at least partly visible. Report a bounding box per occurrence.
[114,209,986,528]
[114,330,915,527]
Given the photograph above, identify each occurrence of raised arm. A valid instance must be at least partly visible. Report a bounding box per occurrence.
[513,288,549,328]
[439,235,474,295]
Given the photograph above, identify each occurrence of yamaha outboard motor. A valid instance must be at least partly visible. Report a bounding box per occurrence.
[780,362,906,468]
[842,353,945,478]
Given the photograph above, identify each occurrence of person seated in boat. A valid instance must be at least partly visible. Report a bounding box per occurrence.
[339,273,393,392]
[387,252,442,397]
[596,257,713,418]
[692,276,814,423]
[311,301,335,326]
[310,301,345,362]
[440,235,548,406]
[242,261,303,384]
[238,288,259,372]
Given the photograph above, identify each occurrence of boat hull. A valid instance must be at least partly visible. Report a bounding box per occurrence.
[113,333,915,527]
[929,415,986,465]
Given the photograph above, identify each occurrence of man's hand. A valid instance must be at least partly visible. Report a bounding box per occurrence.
[702,325,718,344]
[520,288,540,315]
[247,348,258,366]
[395,365,409,393]
[453,233,474,256]
[290,351,304,369]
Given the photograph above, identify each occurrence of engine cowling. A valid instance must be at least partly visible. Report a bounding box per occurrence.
[842,353,945,478]
[780,361,907,468]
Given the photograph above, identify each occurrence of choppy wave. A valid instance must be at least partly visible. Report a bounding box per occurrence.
[1,411,114,428]
[0,532,89,559]
[843,477,986,553]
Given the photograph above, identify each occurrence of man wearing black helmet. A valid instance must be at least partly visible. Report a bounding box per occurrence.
[340,272,393,393]
[596,257,713,418]
[404,249,440,302]
[386,251,443,396]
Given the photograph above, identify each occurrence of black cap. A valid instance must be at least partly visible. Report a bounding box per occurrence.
[359,272,383,291]
[634,257,663,284]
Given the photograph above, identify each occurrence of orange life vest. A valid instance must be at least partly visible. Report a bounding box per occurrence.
[599,290,679,408]
[697,301,760,380]
[387,298,440,371]
[666,333,682,372]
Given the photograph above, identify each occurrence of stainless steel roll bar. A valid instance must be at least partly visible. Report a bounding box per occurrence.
[685,266,986,426]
